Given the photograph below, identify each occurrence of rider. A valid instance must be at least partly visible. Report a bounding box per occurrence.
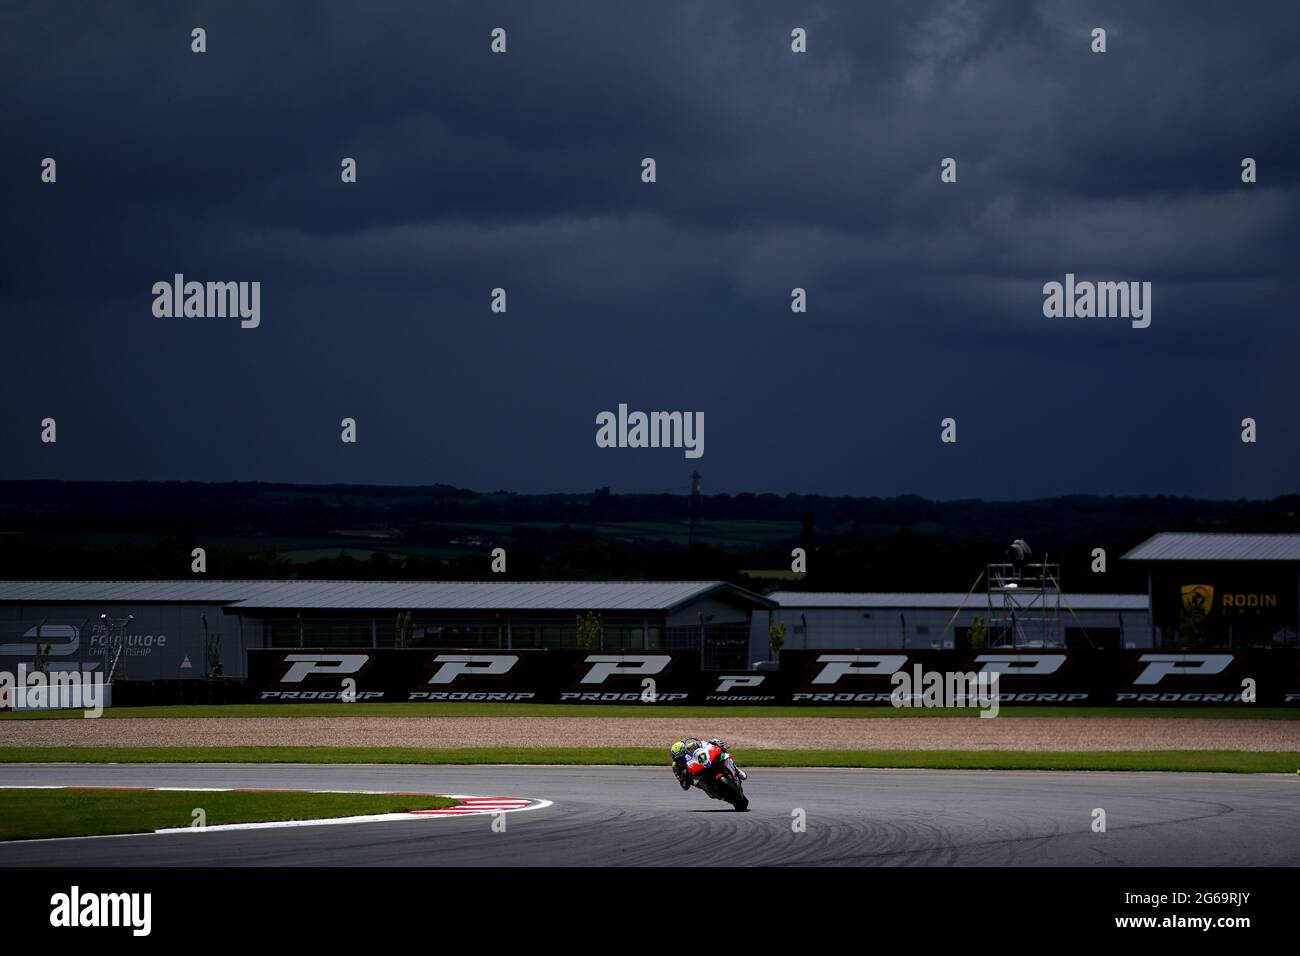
[669,738,748,791]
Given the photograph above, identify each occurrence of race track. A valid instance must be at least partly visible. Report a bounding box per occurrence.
[0,763,1295,867]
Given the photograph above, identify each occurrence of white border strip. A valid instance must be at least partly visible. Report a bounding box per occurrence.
[157,801,553,833]
[0,787,552,843]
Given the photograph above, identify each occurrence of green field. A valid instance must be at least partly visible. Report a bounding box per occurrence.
[0,788,456,841]
[739,569,806,581]
[2,703,1295,720]
[19,518,802,556]
[2,746,1295,774]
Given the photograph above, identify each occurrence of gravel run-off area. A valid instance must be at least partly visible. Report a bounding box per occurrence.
[1,716,1297,752]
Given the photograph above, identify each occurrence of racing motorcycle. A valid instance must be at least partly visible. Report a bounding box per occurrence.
[687,742,749,811]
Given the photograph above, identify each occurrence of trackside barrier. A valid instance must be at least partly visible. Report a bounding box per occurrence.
[242,648,1300,706]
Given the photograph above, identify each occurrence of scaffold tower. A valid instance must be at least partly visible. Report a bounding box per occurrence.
[986,539,1062,647]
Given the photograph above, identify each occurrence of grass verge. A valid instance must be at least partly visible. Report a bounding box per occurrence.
[0,746,1295,774]
[0,788,456,841]
[2,703,1295,720]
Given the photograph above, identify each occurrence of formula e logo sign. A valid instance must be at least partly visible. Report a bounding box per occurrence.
[0,624,83,659]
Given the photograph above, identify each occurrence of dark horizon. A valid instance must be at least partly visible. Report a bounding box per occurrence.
[5,476,1300,507]
[2,478,1296,594]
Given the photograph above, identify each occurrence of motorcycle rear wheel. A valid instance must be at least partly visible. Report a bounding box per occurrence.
[714,775,749,811]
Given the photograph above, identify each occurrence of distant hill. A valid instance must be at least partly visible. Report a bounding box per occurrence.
[1,480,1296,593]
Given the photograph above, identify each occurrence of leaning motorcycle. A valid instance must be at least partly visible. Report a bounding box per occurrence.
[688,743,749,811]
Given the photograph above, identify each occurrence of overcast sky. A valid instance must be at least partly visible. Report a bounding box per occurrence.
[2,1,1297,499]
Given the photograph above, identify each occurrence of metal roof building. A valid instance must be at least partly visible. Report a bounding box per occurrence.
[0,580,773,613]
[1122,533,1300,562]
[749,590,1151,658]
[1121,533,1300,649]
[0,581,268,604]
[0,580,774,680]
[766,592,1147,611]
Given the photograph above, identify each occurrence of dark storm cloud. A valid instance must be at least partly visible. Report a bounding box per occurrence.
[1,0,1297,498]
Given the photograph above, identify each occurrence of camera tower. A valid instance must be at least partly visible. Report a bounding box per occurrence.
[985,540,1062,647]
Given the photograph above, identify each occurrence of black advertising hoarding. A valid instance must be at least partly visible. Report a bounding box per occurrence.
[780,650,1098,705]
[778,649,1299,706]
[247,649,703,704]
[1286,653,1300,705]
[697,670,782,704]
[406,651,554,702]
[550,651,699,703]
[248,648,396,701]
[247,648,1300,705]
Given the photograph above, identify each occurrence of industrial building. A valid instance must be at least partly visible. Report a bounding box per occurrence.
[748,591,1151,664]
[2,532,1296,686]
[0,580,773,680]
[753,532,1300,658]
[1121,532,1300,648]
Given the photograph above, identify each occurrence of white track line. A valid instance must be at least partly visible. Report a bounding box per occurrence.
[0,786,552,842]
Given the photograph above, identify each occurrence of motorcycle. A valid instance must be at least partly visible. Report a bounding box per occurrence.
[687,742,749,811]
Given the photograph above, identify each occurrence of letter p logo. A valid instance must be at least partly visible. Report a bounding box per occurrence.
[578,655,669,685]
[715,675,763,693]
[277,653,370,684]
[1132,654,1232,686]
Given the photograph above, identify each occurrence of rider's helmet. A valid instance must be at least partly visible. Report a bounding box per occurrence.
[670,741,686,761]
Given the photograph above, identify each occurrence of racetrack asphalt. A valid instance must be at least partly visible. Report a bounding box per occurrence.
[0,763,1295,867]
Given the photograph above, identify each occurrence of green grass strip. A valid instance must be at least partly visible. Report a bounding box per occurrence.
[2,703,1294,720]
[0,788,456,841]
[0,746,1295,774]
